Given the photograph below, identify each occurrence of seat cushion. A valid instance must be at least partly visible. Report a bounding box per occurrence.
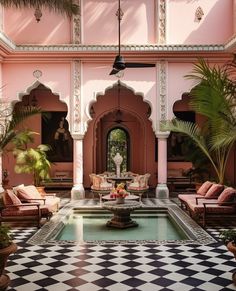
[204,184,224,198]
[197,181,214,196]
[217,187,236,206]
[2,205,51,217]
[3,190,22,206]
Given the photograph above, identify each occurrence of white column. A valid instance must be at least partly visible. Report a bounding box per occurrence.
[0,151,4,193]
[71,134,85,200]
[156,131,170,199]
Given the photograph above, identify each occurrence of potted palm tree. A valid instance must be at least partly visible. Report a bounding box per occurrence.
[161,58,236,185]
[0,225,17,290]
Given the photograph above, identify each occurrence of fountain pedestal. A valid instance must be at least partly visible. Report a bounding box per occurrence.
[102,200,141,229]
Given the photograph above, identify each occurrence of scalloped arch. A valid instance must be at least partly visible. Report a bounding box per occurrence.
[14,80,67,108]
[86,80,154,132]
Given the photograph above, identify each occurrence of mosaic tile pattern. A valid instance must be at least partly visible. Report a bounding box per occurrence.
[4,198,236,290]
[5,226,236,291]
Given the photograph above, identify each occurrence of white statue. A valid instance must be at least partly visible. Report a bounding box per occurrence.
[113,153,123,177]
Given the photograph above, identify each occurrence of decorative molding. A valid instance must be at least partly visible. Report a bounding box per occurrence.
[72,0,81,44]
[33,70,42,79]
[158,60,167,121]
[225,33,236,52]
[72,60,81,133]
[195,6,204,22]
[0,31,15,50]
[158,0,166,44]
[15,44,225,52]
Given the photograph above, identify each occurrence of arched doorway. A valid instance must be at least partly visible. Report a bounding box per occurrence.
[2,84,74,187]
[83,83,157,188]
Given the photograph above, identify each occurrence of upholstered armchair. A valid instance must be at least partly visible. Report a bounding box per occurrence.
[126,173,151,201]
[89,174,114,202]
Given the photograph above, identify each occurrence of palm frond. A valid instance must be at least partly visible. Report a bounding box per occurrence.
[161,118,220,180]
[0,0,79,17]
[0,106,41,151]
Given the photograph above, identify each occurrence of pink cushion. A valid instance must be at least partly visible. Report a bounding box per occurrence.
[197,181,214,196]
[3,190,22,205]
[217,187,236,206]
[204,184,224,198]
[17,189,32,200]
[17,185,42,200]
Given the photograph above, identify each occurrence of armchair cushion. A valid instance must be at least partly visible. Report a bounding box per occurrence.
[204,184,224,198]
[217,187,236,206]
[197,181,214,196]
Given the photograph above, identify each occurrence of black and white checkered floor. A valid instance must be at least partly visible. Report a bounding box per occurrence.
[4,198,236,291]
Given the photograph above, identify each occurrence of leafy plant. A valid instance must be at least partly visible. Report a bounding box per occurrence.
[13,131,52,186]
[0,225,12,249]
[220,229,236,245]
[0,106,41,152]
[161,58,236,184]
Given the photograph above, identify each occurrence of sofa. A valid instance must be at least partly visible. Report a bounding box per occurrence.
[178,181,236,227]
[0,189,53,228]
[14,185,61,212]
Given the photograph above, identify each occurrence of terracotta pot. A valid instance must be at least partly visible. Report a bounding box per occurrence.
[36,186,46,197]
[227,242,236,259]
[227,242,236,285]
[0,243,17,290]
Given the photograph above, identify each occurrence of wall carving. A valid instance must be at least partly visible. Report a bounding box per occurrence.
[159,61,167,121]
[72,0,81,44]
[73,60,81,133]
[158,0,166,44]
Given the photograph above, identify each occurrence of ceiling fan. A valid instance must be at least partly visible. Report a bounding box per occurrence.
[109,0,155,75]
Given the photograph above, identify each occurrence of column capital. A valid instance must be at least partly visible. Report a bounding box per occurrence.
[155,131,170,139]
[71,133,84,140]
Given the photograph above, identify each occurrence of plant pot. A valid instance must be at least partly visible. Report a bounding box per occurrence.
[36,186,46,197]
[227,242,236,285]
[0,242,17,290]
[116,197,125,204]
[227,242,236,259]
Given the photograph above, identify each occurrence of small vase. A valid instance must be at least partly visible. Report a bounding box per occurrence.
[116,197,125,204]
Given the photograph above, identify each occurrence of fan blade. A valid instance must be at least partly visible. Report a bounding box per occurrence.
[109,68,120,75]
[125,62,155,68]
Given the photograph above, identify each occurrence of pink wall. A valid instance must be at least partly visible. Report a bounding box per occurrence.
[4,8,71,45]
[168,0,233,44]
[2,63,71,103]
[83,0,156,44]
[82,63,157,130]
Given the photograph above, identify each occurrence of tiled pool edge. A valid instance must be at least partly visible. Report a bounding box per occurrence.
[27,198,216,245]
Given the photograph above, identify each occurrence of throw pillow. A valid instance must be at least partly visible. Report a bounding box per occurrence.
[218,187,236,206]
[4,189,22,205]
[17,185,42,199]
[197,181,214,196]
[12,184,25,195]
[204,184,224,198]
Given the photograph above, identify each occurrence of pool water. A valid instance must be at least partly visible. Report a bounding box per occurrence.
[55,211,189,242]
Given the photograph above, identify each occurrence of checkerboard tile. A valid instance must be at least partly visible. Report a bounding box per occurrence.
[2,225,235,291]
